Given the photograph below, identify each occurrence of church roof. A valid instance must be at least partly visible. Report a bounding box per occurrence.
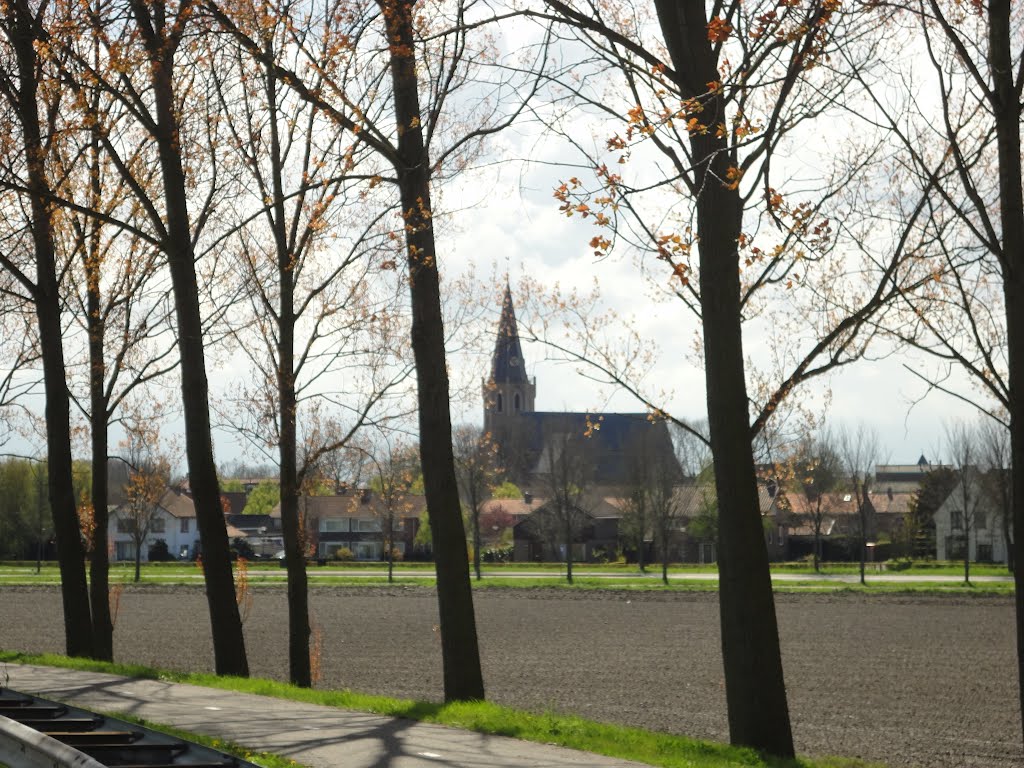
[518,411,681,485]
[491,283,530,384]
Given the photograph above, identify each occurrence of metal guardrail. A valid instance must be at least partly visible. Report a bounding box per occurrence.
[0,688,258,767]
[0,713,105,768]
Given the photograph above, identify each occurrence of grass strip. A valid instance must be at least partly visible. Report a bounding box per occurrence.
[0,651,880,768]
[105,712,309,768]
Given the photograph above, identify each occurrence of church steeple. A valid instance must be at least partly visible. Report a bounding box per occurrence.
[483,282,536,432]
[491,282,529,384]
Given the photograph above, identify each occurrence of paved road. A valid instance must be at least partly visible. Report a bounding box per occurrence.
[3,664,648,768]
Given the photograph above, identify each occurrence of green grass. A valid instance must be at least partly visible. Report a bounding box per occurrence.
[0,651,880,768]
[0,565,1013,596]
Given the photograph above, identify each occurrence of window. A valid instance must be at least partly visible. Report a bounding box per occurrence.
[356,519,382,532]
[496,392,503,413]
[180,518,190,534]
[951,510,963,529]
[975,512,987,530]
[353,541,383,560]
[977,544,993,563]
[116,518,133,534]
[151,517,165,533]
[320,518,350,533]
[514,392,521,411]
[115,541,136,561]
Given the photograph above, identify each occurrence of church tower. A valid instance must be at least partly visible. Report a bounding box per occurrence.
[483,283,536,437]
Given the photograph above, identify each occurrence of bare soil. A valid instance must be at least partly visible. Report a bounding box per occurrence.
[0,585,1019,767]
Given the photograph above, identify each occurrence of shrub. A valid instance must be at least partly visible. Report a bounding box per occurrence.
[147,539,175,562]
[332,547,354,561]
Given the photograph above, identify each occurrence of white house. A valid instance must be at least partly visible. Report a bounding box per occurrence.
[934,474,1010,563]
[109,487,200,562]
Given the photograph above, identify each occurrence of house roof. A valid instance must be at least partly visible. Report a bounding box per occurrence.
[780,488,913,518]
[221,491,248,517]
[270,491,427,520]
[668,483,779,518]
[156,488,195,519]
[479,497,545,519]
[506,481,778,524]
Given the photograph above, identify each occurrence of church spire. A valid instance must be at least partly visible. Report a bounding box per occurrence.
[491,282,529,384]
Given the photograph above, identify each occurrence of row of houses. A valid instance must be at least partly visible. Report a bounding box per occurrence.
[105,460,1011,566]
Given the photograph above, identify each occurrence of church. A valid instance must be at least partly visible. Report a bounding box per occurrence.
[482,284,680,487]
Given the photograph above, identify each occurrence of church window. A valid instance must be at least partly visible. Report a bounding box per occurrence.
[497,393,503,413]
[514,392,521,411]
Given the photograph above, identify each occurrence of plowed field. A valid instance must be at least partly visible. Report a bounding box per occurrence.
[0,586,1018,767]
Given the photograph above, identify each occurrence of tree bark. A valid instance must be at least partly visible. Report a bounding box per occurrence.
[987,1,1024,746]
[131,0,248,677]
[87,118,114,662]
[382,0,484,702]
[260,53,313,688]
[652,2,794,756]
[6,1,94,659]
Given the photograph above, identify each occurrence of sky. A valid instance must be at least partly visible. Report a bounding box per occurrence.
[0,5,997,476]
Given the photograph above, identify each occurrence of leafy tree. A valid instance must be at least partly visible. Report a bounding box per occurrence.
[243,482,281,517]
[492,481,522,500]
[221,478,245,493]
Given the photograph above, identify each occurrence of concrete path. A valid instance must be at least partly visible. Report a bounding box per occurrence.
[2,664,650,768]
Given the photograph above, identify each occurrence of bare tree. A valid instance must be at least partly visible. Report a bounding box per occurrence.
[453,426,501,580]
[204,0,547,702]
[535,418,595,584]
[45,0,252,675]
[520,1,930,752]
[839,424,882,585]
[209,5,413,686]
[367,436,421,583]
[0,0,94,657]
[944,421,984,584]
[117,413,173,582]
[789,432,843,573]
[844,2,1024,741]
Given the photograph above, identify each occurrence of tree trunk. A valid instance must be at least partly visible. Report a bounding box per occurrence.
[988,0,1024,747]
[134,548,141,583]
[264,55,313,689]
[473,505,482,581]
[382,0,484,702]
[8,1,94,659]
[651,2,793,756]
[87,124,113,662]
[135,3,248,677]
[859,508,866,586]
[964,526,970,584]
[661,538,668,585]
[564,513,574,584]
[653,2,793,754]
